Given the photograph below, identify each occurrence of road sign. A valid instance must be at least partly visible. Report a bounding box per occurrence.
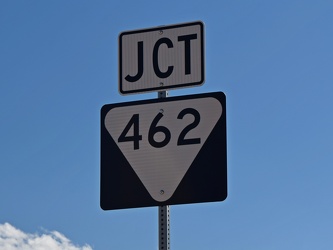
[100,92,227,210]
[119,21,205,95]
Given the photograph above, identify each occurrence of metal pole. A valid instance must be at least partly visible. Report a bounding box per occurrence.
[158,90,170,250]
[159,205,170,250]
[158,90,169,98]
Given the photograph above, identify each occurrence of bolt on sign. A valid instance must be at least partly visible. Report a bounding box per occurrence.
[119,21,205,95]
[100,92,227,210]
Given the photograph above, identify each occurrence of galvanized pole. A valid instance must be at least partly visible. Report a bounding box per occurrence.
[159,205,170,250]
[158,90,170,250]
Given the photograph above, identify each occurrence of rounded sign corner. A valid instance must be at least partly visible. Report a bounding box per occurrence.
[118,88,126,96]
[196,20,205,28]
[101,104,110,114]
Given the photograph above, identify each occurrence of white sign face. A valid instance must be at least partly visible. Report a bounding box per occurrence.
[119,21,204,95]
[104,97,222,202]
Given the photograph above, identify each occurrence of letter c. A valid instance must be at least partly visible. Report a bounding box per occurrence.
[153,38,174,78]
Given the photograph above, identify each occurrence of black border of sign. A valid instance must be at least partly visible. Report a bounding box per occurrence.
[100,92,227,210]
[118,21,205,95]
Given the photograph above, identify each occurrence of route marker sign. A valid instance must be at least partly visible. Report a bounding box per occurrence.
[119,21,204,95]
[100,92,227,210]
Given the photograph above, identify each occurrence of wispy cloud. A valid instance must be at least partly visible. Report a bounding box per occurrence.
[0,223,92,250]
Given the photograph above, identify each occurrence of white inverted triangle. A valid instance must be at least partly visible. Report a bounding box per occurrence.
[104,97,222,202]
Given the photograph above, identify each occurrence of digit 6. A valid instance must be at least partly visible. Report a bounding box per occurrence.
[148,112,171,148]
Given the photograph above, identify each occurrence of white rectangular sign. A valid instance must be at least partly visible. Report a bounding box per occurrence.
[119,21,205,95]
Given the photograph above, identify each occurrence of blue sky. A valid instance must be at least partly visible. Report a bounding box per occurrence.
[1,0,333,249]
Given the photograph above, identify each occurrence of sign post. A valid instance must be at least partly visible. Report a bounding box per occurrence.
[157,91,170,250]
[159,204,170,250]
[101,21,227,250]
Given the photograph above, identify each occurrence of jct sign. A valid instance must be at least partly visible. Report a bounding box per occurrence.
[119,21,204,95]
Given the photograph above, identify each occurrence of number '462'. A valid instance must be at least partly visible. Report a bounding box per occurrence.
[118,108,201,150]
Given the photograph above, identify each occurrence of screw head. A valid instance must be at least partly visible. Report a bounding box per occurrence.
[159,30,163,35]
[160,190,164,195]
[159,109,164,113]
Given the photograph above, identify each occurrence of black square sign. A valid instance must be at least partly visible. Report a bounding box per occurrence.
[101,92,227,210]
